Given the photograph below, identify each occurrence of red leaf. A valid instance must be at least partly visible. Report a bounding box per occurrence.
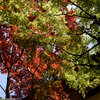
[28,14,37,22]
[6,62,10,68]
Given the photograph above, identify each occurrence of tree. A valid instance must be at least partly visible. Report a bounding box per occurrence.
[61,0,100,98]
[10,48,69,100]
[0,23,70,99]
[0,0,78,99]
[0,0,100,99]
[67,0,100,63]
[0,23,24,98]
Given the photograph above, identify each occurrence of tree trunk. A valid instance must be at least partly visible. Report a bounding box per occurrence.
[6,69,10,98]
[30,75,35,100]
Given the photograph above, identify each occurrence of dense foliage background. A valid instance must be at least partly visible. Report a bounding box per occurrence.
[0,0,100,100]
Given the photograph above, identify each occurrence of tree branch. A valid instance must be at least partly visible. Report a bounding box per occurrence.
[84,31,99,41]
[68,0,100,25]
[68,0,93,17]
[75,42,100,62]
[61,47,80,56]
[0,84,6,94]
[24,67,33,76]
[49,42,80,56]
[11,48,24,66]
[76,32,85,35]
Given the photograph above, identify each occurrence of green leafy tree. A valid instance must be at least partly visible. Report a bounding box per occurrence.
[62,0,100,98]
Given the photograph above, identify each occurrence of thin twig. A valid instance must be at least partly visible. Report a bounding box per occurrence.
[0,84,6,94]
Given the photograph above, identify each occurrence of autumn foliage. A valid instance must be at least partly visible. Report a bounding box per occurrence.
[0,23,70,99]
[0,0,81,100]
[65,9,78,31]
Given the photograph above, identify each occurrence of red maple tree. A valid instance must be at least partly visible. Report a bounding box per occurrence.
[0,23,70,100]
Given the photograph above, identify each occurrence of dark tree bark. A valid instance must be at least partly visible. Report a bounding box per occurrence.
[6,69,10,98]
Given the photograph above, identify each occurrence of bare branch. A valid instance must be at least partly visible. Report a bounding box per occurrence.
[0,84,6,94]
[75,42,100,62]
